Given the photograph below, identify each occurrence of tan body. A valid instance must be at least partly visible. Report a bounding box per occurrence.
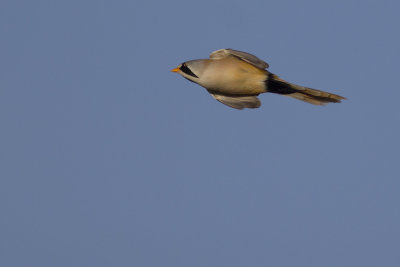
[172,49,345,109]
[197,57,267,96]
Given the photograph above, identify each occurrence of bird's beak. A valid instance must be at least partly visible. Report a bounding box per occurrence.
[171,67,180,72]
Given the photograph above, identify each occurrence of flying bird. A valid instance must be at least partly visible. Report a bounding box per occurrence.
[171,49,345,109]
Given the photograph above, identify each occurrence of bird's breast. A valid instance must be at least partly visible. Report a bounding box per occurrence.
[198,59,267,96]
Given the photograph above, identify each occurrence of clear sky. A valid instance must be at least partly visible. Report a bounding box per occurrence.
[1,0,399,266]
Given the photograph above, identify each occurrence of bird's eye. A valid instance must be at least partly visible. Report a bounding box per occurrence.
[179,63,198,78]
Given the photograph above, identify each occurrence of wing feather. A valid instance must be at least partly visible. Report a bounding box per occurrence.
[210,49,269,69]
[209,93,261,109]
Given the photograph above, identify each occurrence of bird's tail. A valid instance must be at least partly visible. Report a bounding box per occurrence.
[265,73,346,105]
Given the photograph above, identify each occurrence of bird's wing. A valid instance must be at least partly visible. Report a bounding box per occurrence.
[209,49,269,69]
[209,93,261,110]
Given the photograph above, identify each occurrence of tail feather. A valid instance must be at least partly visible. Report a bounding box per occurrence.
[265,73,346,105]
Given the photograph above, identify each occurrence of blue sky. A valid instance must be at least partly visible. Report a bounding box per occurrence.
[1,0,399,266]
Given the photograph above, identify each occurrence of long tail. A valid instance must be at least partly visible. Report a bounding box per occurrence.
[265,73,346,105]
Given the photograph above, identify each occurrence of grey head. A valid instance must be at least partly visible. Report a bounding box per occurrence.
[171,59,209,83]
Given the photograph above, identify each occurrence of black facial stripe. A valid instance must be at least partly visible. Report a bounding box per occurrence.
[180,63,199,78]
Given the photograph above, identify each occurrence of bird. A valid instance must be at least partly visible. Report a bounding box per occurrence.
[171,49,346,110]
